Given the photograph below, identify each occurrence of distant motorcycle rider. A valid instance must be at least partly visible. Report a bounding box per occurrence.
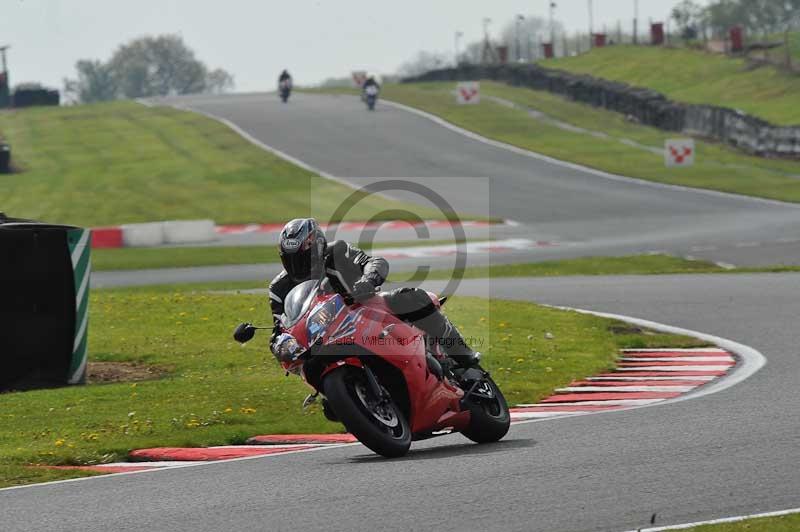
[268,218,480,368]
[278,69,293,86]
[361,74,380,94]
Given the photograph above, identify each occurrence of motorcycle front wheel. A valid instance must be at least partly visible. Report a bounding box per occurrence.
[461,375,511,444]
[323,366,411,458]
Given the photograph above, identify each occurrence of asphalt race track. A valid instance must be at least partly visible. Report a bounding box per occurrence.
[94,92,800,288]
[6,93,799,531]
[165,92,800,268]
[5,274,800,531]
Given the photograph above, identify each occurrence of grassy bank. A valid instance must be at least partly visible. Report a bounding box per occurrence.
[0,284,702,487]
[762,31,800,65]
[397,254,724,282]
[549,45,800,125]
[316,82,800,203]
[0,101,435,227]
[397,255,800,282]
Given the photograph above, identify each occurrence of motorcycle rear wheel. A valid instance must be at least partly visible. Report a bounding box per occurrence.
[323,366,411,458]
[461,376,511,444]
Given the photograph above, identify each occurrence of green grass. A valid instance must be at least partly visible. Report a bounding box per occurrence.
[684,513,800,531]
[91,239,477,272]
[762,31,800,65]
[394,254,724,282]
[0,101,438,227]
[0,285,703,488]
[548,45,800,125]
[395,254,800,282]
[316,82,800,203]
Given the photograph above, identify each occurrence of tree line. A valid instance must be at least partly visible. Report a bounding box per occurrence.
[396,1,799,77]
[64,34,234,104]
[398,15,563,77]
[671,0,800,40]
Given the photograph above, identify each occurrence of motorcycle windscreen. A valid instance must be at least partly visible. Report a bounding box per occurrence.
[0,226,75,390]
[282,279,319,327]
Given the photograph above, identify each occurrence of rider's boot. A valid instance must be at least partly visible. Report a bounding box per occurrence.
[321,398,339,422]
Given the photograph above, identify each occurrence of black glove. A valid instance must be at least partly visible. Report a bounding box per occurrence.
[351,278,377,302]
[269,325,282,354]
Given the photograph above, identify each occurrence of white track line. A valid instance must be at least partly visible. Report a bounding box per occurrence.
[378,238,549,258]
[557,386,697,393]
[621,356,735,362]
[621,348,728,353]
[616,365,733,372]
[518,399,665,407]
[205,444,324,449]
[621,506,800,531]
[98,461,208,468]
[511,411,587,419]
[164,104,336,182]
[543,306,765,405]
[587,376,716,381]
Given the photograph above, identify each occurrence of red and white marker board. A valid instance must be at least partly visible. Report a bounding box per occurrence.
[456,81,480,105]
[351,71,367,88]
[665,138,695,167]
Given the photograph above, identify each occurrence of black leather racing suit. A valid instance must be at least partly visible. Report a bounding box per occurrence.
[362,78,380,95]
[268,240,475,364]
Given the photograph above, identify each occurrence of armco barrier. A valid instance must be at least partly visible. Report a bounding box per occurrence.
[404,64,800,158]
[121,222,165,247]
[162,219,216,244]
[91,227,123,248]
[91,220,218,249]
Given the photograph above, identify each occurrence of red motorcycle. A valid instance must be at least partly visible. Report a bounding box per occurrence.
[233,278,510,457]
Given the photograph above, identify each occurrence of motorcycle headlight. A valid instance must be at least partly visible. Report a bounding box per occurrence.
[306,296,344,345]
[272,333,304,364]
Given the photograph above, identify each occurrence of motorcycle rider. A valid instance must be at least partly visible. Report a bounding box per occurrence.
[278,69,292,86]
[361,74,380,95]
[268,218,480,369]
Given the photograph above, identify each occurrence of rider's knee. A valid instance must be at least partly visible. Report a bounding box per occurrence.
[385,287,437,322]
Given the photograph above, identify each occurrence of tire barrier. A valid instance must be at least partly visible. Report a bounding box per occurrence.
[404,64,800,158]
[0,214,90,391]
[0,142,10,173]
[12,87,60,108]
[121,222,165,247]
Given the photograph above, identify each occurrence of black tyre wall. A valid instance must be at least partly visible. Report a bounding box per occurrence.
[0,224,77,390]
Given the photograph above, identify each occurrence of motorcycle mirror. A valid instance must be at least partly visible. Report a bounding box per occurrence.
[233,322,256,344]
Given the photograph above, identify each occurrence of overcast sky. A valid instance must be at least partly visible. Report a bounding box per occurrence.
[2,0,709,92]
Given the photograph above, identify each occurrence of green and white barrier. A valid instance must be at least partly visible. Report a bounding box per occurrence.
[67,228,91,384]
